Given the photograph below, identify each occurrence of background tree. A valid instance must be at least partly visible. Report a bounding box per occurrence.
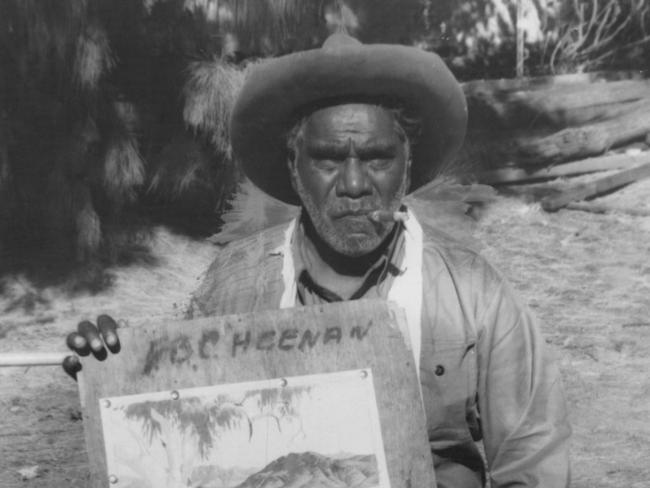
[421,0,650,79]
[0,0,424,286]
[549,0,650,73]
[2,0,648,287]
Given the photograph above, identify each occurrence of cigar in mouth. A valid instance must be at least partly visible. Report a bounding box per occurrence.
[368,210,409,223]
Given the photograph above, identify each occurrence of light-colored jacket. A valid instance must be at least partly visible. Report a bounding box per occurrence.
[191,217,571,488]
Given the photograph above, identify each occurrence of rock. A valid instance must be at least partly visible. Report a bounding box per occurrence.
[68,408,83,421]
[17,465,40,480]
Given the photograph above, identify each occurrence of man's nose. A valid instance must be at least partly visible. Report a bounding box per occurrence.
[336,158,371,198]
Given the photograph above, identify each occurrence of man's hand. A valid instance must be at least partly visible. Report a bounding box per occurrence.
[63,314,121,379]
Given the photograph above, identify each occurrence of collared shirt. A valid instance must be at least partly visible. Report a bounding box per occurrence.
[192,212,572,488]
[292,218,406,305]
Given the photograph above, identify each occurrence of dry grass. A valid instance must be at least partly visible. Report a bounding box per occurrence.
[223,0,324,53]
[148,134,214,200]
[1,180,650,486]
[112,101,139,135]
[36,170,105,266]
[103,136,146,204]
[0,226,216,488]
[0,153,9,197]
[0,120,9,231]
[74,195,101,262]
[73,24,115,90]
[211,178,299,244]
[475,180,650,488]
[17,0,79,64]
[183,61,247,156]
[0,227,216,347]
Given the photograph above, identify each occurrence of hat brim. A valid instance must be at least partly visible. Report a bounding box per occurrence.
[230,42,467,205]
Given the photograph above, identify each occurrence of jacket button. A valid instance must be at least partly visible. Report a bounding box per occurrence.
[435,365,445,376]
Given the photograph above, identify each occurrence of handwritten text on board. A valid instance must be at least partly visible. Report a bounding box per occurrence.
[143,321,374,375]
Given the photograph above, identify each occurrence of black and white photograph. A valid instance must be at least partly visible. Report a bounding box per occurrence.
[1,1,649,487]
[99,370,389,488]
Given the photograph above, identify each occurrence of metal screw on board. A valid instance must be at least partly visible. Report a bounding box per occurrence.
[108,474,118,484]
[360,370,368,379]
[102,399,111,408]
[280,378,288,387]
[170,390,180,400]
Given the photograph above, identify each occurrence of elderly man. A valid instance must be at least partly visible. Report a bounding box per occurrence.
[66,34,571,487]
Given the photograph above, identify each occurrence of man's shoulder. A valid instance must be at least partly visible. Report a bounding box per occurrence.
[419,219,481,266]
[191,220,293,316]
[417,219,522,337]
[212,219,292,263]
[417,218,504,289]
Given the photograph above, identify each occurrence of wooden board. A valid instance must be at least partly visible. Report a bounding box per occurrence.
[78,300,434,488]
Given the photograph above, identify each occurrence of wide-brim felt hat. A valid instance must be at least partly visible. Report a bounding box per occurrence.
[230,33,468,205]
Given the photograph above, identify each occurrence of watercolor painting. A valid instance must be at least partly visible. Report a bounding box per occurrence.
[99,369,391,488]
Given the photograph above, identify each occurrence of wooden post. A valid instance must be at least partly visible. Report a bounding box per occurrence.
[516,0,525,78]
[0,352,69,367]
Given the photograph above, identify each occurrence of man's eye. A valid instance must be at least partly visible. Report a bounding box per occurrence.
[313,159,339,171]
[368,159,393,170]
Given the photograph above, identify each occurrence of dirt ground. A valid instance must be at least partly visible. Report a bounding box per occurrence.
[1,179,650,487]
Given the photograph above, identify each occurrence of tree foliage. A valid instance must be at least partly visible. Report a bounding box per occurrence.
[422,0,650,79]
[1,0,648,286]
[550,0,650,73]
[0,0,425,284]
[118,386,310,486]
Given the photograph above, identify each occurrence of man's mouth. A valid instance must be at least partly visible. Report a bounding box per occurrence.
[330,208,376,219]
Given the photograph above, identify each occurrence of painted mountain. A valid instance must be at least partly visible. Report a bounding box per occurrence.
[233,451,381,488]
[189,464,260,488]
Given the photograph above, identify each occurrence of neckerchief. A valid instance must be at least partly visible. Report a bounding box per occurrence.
[277,208,424,374]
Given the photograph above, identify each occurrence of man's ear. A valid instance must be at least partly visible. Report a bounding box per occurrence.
[288,158,299,193]
[404,156,412,192]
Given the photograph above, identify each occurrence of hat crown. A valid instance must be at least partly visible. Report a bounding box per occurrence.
[322,32,362,52]
[232,32,467,204]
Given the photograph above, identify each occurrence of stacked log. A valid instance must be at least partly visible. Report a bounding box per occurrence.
[460,73,650,211]
[540,158,650,211]
[461,74,650,168]
[473,152,650,185]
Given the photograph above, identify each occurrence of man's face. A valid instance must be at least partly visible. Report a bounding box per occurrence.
[290,103,409,257]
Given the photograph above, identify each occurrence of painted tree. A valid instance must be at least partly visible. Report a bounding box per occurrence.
[112,386,310,488]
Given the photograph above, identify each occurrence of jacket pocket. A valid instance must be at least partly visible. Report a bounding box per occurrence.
[421,340,477,447]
